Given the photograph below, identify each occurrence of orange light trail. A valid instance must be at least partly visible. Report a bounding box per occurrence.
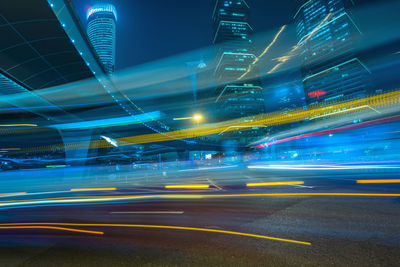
[70,188,117,192]
[0,124,37,127]
[165,185,210,189]
[247,181,305,187]
[0,223,310,246]
[0,226,103,235]
[357,179,400,184]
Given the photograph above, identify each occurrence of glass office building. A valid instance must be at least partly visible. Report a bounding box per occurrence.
[87,4,117,74]
[295,0,370,106]
[213,0,265,121]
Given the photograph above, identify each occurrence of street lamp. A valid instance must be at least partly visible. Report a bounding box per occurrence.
[173,114,203,125]
[193,114,202,126]
[193,114,202,121]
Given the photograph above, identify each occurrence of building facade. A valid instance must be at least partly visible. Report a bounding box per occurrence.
[295,0,371,106]
[87,4,117,74]
[212,0,266,143]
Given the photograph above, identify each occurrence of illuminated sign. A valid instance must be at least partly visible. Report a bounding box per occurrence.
[308,90,326,99]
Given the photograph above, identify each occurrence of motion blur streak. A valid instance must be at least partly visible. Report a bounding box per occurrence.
[248,164,400,170]
[0,192,26,196]
[0,124,37,127]
[247,181,305,187]
[0,223,311,246]
[70,188,117,192]
[1,192,400,209]
[255,114,400,148]
[50,111,161,130]
[21,89,400,152]
[238,25,287,80]
[0,226,104,235]
[164,185,210,189]
[267,13,332,74]
[357,179,400,184]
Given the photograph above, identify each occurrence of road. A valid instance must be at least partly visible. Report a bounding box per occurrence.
[0,163,399,266]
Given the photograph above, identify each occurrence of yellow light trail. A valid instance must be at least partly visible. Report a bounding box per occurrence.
[0,124,37,127]
[0,226,103,235]
[0,222,311,246]
[238,25,287,80]
[15,87,400,153]
[247,181,305,187]
[165,185,210,189]
[0,192,26,196]
[70,188,117,192]
[357,179,400,184]
[267,13,333,75]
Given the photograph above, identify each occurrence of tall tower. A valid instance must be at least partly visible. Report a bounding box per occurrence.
[212,0,265,143]
[294,0,370,106]
[87,4,117,74]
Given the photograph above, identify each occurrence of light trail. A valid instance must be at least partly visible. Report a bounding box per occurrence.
[0,226,103,235]
[13,89,400,152]
[238,25,286,80]
[1,192,400,209]
[248,164,400,170]
[178,165,238,172]
[357,179,400,184]
[0,192,26,196]
[165,185,210,189]
[110,211,184,214]
[218,125,267,135]
[173,117,193,120]
[50,111,161,130]
[0,222,311,246]
[46,165,67,168]
[266,13,332,74]
[70,188,117,192]
[0,124,37,127]
[254,114,400,148]
[309,105,375,120]
[247,181,305,187]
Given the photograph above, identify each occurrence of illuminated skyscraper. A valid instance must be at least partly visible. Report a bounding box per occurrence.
[295,0,370,106]
[87,4,117,74]
[213,0,265,118]
[212,0,265,142]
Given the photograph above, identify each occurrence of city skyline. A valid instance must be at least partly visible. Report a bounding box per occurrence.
[71,0,297,70]
[0,1,400,265]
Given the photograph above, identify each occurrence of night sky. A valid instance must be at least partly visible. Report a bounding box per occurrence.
[71,0,296,70]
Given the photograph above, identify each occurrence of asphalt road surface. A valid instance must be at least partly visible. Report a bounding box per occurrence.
[0,164,399,266]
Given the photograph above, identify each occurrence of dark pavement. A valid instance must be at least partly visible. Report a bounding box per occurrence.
[0,164,399,266]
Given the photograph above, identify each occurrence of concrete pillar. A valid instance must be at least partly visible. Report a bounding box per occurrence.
[58,130,93,166]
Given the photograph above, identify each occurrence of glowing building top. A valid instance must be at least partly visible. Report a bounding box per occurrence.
[87,4,117,74]
[87,4,117,21]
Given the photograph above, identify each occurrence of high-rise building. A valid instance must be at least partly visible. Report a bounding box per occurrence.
[87,4,117,74]
[294,0,370,106]
[212,0,265,143]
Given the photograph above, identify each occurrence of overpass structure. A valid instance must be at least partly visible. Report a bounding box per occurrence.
[0,0,225,165]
